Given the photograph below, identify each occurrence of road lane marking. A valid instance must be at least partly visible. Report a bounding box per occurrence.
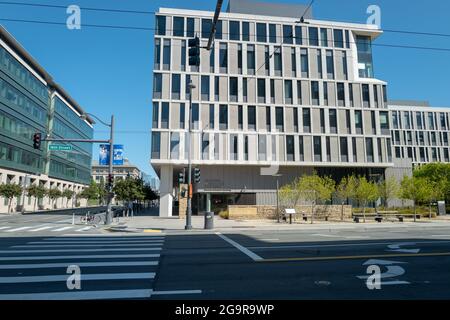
[0,289,153,300]
[26,240,164,244]
[0,248,161,253]
[151,290,202,295]
[0,226,11,230]
[216,232,263,261]
[0,261,159,269]
[0,254,160,261]
[249,240,450,250]
[5,226,33,232]
[312,234,342,238]
[260,239,280,241]
[0,272,155,283]
[51,226,74,232]
[13,243,163,248]
[43,236,165,240]
[29,226,53,232]
[257,252,450,263]
[76,227,92,232]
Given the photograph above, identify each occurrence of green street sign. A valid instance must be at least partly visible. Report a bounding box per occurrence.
[49,145,73,151]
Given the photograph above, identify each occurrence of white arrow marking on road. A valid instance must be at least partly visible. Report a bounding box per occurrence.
[357,266,406,280]
[387,242,420,254]
[363,259,407,266]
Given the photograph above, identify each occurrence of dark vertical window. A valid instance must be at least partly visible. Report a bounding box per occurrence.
[314,136,322,161]
[192,103,199,129]
[209,104,215,129]
[326,50,334,79]
[295,26,302,45]
[257,23,267,42]
[299,136,304,161]
[173,17,184,37]
[163,39,171,70]
[230,77,238,102]
[181,40,186,71]
[201,19,212,39]
[219,105,228,130]
[297,80,302,104]
[294,108,298,132]
[209,44,214,72]
[238,44,243,74]
[352,137,358,162]
[247,44,255,75]
[320,109,325,133]
[242,22,250,41]
[309,27,319,46]
[214,76,219,101]
[248,106,256,131]
[215,20,222,39]
[172,74,181,100]
[153,73,162,99]
[266,107,271,131]
[340,137,348,162]
[311,81,319,105]
[154,39,161,69]
[362,84,370,108]
[161,102,169,129]
[334,29,344,48]
[229,21,240,40]
[274,47,282,76]
[187,18,195,37]
[366,138,374,162]
[355,110,363,134]
[257,79,266,103]
[238,105,243,130]
[283,25,293,44]
[219,43,228,73]
[286,136,295,161]
[284,80,292,104]
[244,135,249,160]
[326,137,331,161]
[301,49,308,77]
[180,103,185,129]
[329,109,337,133]
[337,83,345,106]
[276,107,284,132]
[151,132,161,159]
[156,16,166,36]
[201,75,210,101]
[269,24,277,43]
[303,108,311,133]
[152,102,159,128]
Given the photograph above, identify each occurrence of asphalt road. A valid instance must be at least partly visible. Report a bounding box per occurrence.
[2,223,450,299]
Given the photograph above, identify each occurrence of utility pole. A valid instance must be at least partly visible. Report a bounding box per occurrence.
[206,0,224,50]
[106,115,114,225]
[185,81,195,230]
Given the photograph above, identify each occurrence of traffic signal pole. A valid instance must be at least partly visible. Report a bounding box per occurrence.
[106,115,114,225]
[186,80,195,230]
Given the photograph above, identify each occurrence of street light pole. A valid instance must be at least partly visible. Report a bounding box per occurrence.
[185,80,195,230]
[106,115,114,225]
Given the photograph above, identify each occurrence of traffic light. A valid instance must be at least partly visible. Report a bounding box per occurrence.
[107,174,114,188]
[178,171,185,184]
[188,36,200,66]
[33,133,41,150]
[194,167,201,184]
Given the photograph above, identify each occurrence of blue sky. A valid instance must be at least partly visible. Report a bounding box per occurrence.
[1,0,449,179]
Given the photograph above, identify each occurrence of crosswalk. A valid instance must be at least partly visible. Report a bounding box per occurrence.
[0,235,165,300]
[0,223,95,233]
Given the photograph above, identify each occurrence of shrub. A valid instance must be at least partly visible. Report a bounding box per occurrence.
[218,210,229,219]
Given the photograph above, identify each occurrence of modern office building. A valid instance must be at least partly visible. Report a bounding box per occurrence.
[0,25,94,212]
[150,1,449,217]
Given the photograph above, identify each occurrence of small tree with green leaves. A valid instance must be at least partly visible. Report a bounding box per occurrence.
[355,177,379,223]
[377,176,400,209]
[335,175,358,221]
[421,179,444,219]
[400,175,428,222]
[27,184,47,212]
[47,188,62,209]
[62,189,75,208]
[0,183,23,213]
[298,173,335,224]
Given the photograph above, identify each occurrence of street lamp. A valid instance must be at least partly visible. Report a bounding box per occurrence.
[80,112,115,225]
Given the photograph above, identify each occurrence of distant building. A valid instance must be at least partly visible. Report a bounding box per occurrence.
[0,26,94,212]
[91,159,141,183]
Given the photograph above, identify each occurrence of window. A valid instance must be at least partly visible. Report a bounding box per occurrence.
[334,29,344,48]
[291,48,297,77]
[187,18,195,37]
[152,102,159,128]
[276,107,284,132]
[185,74,191,95]
[266,106,271,131]
[248,106,256,131]
[297,81,302,104]
[317,50,322,78]
[340,137,348,162]
[294,108,298,132]
[299,136,304,161]
[337,83,345,106]
[301,49,308,77]
[320,28,328,47]
[209,44,214,72]
[326,50,334,79]
[243,78,248,102]
[230,134,238,160]
[314,137,322,161]
[163,39,171,70]
[257,79,266,103]
[329,109,337,133]
[346,110,351,134]
[371,111,376,134]
[229,21,240,40]
[202,134,209,160]
[161,102,169,129]
[355,110,363,134]
[219,43,227,73]
[192,103,199,129]
[202,19,212,39]
[238,44,243,73]
[244,135,249,160]
[320,109,325,133]
[151,132,161,159]
[247,44,255,75]
[295,26,302,45]
[258,135,267,161]
[274,47,282,76]
[286,136,295,161]
[428,113,435,130]
[219,105,228,130]
[311,81,319,106]
[180,103,185,129]
[214,76,220,101]
[380,111,389,134]
[356,35,374,78]
[303,108,311,133]
[181,40,186,71]
[265,46,270,76]
[214,133,219,160]
[352,137,357,162]
[238,105,243,130]
[201,76,210,101]
[272,136,277,161]
[173,17,184,37]
[156,16,166,36]
[172,74,181,100]
[342,51,348,80]
[345,30,350,48]
[242,22,250,41]
[349,83,354,107]
[209,104,215,129]
[257,23,267,42]
[323,82,329,106]
[366,138,374,162]
[283,25,293,44]
[153,73,162,99]
[440,113,447,129]
[284,80,292,104]
[170,132,180,159]
[270,79,275,103]
[215,20,223,40]
[269,24,277,43]
[326,137,331,162]
[230,77,238,102]
[309,27,319,46]
[362,84,370,108]
[154,39,161,69]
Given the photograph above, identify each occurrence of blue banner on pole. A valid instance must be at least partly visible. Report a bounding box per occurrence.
[99,144,124,165]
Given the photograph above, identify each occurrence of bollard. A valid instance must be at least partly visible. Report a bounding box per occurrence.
[289,213,292,224]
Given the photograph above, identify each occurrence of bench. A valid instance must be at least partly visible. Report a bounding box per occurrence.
[353,211,420,223]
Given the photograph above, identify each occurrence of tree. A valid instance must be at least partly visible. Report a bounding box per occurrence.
[79,180,100,203]
[62,189,75,208]
[421,178,444,219]
[297,173,335,224]
[355,177,379,223]
[27,184,47,212]
[400,175,428,222]
[335,175,357,221]
[414,163,450,203]
[377,176,400,209]
[47,188,62,209]
[113,177,145,203]
[0,183,23,213]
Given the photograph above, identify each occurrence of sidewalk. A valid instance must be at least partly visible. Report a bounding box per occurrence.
[104,213,450,234]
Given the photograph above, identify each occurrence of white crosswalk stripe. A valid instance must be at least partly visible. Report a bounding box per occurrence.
[51,226,74,232]
[0,224,96,233]
[0,235,167,300]
[5,226,33,232]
